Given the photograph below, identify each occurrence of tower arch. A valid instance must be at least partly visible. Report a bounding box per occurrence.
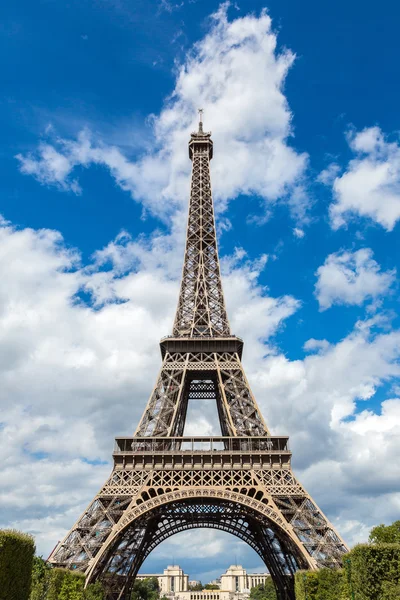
[85,491,314,600]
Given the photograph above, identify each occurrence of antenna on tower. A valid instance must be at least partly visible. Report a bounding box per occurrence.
[198,108,204,133]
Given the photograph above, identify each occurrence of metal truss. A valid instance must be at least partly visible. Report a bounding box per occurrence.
[48,116,348,600]
[173,123,230,338]
[50,440,348,600]
[135,351,268,437]
[88,498,307,600]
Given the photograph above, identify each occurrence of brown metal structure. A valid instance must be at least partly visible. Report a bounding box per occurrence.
[48,114,348,600]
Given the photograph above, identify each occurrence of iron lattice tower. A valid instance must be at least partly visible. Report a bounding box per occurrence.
[49,114,348,600]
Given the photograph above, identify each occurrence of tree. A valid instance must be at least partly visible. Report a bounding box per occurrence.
[0,529,35,600]
[189,583,203,591]
[204,585,219,590]
[46,569,69,600]
[30,556,51,600]
[58,570,85,600]
[84,581,105,600]
[249,580,277,600]
[131,577,160,600]
[369,520,400,545]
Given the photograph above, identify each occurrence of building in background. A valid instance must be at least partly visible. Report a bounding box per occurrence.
[175,590,240,600]
[137,565,189,594]
[208,578,221,588]
[137,565,270,600]
[220,565,270,593]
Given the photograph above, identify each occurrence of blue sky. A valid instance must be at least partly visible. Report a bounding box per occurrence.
[1,0,400,583]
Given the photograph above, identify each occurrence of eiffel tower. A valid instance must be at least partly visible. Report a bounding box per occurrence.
[48,112,348,600]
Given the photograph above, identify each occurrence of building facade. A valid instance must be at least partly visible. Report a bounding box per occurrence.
[137,565,189,594]
[220,565,270,593]
[175,591,242,600]
[137,565,269,599]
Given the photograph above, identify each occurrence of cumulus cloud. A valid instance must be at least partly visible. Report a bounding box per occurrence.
[7,2,400,573]
[249,319,400,542]
[292,227,305,239]
[2,211,400,560]
[16,4,308,221]
[315,248,396,311]
[0,214,299,557]
[324,126,400,231]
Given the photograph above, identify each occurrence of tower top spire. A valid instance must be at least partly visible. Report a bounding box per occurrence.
[189,108,213,160]
[198,108,204,133]
[173,111,228,337]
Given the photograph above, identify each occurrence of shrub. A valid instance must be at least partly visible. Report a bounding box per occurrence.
[46,568,69,600]
[294,570,319,600]
[250,580,277,600]
[84,581,105,600]
[30,556,51,600]
[0,529,35,600]
[315,568,347,600]
[131,577,160,600]
[30,562,104,600]
[369,521,400,545]
[295,568,347,600]
[58,570,85,600]
[345,544,400,599]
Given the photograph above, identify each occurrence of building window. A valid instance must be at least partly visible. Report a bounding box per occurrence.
[171,578,175,592]
[235,576,239,592]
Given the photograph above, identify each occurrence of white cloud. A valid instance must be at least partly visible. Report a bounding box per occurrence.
[0,215,299,557]
[303,338,330,353]
[325,126,400,231]
[249,320,400,545]
[317,162,340,186]
[16,4,308,222]
[293,227,305,238]
[2,213,400,557]
[315,248,396,310]
[7,2,400,571]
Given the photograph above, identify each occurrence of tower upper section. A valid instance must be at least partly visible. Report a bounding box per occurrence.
[172,113,230,338]
[188,114,213,160]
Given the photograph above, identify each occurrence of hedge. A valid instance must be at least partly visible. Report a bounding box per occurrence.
[0,529,35,600]
[345,543,400,599]
[294,571,319,600]
[30,563,104,600]
[294,544,400,599]
[30,556,51,600]
[46,568,70,600]
[59,570,85,600]
[294,568,349,600]
[83,581,104,600]
[315,568,347,600]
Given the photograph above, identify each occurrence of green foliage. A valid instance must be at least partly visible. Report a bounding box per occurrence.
[30,556,51,600]
[46,569,69,600]
[30,564,103,600]
[0,529,35,600]
[189,584,203,591]
[249,579,277,600]
[369,521,400,545]
[315,568,347,600]
[204,585,219,590]
[83,581,104,600]
[294,571,319,600]
[345,543,400,600]
[131,577,160,600]
[58,571,85,600]
[380,580,400,600]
